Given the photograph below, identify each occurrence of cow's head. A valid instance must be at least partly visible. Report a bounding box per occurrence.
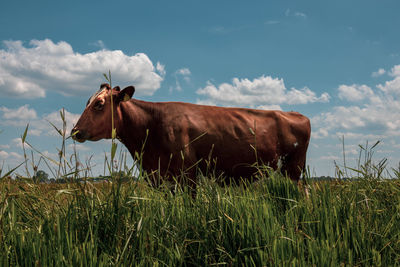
[71,83,135,143]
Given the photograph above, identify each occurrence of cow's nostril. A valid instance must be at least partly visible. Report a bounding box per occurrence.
[71,128,85,141]
[71,128,78,137]
[75,132,82,139]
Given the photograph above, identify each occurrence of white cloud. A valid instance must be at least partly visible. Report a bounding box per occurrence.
[372,68,386,77]
[42,150,58,159]
[389,65,400,77]
[0,104,37,120]
[0,150,8,159]
[171,67,192,92]
[375,65,400,96]
[334,132,385,140]
[90,40,106,50]
[256,104,282,111]
[312,101,400,139]
[176,68,191,76]
[29,129,42,136]
[0,39,164,99]
[294,12,307,19]
[12,138,23,148]
[68,143,90,152]
[393,143,400,149]
[338,84,374,102]
[176,68,191,84]
[378,77,400,96]
[10,152,23,160]
[0,75,46,98]
[0,150,22,163]
[41,109,81,136]
[0,144,10,150]
[0,105,80,138]
[319,155,340,161]
[312,71,400,141]
[285,9,307,19]
[156,62,166,77]
[196,75,329,108]
[0,105,38,127]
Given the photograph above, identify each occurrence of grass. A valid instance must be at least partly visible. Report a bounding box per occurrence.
[1,166,400,266]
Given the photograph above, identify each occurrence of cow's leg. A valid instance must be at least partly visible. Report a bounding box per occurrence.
[282,155,311,198]
[281,154,305,183]
[281,162,302,182]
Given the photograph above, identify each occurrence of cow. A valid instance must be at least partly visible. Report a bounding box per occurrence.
[71,83,311,192]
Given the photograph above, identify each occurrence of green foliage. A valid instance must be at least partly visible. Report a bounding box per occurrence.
[0,173,399,266]
[32,170,49,183]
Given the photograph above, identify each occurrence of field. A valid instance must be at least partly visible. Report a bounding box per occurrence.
[1,117,400,266]
[1,169,400,266]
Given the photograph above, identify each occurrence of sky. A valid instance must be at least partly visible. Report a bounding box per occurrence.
[1,0,400,177]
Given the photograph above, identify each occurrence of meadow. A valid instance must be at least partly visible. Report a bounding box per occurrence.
[1,111,400,266]
[1,167,400,266]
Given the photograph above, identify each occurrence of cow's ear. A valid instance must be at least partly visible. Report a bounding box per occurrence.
[118,86,135,102]
[113,86,121,92]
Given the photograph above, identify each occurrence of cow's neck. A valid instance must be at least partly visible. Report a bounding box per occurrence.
[117,99,160,158]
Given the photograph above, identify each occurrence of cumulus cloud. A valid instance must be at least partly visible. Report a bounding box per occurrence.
[196,75,329,108]
[0,151,22,165]
[171,67,192,92]
[12,138,24,149]
[0,104,37,120]
[377,77,400,96]
[0,105,39,128]
[256,104,282,111]
[338,84,374,102]
[376,64,400,96]
[90,40,107,50]
[0,144,10,150]
[312,70,400,140]
[389,65,400,77]
[68,143,90,151]
[176,68,191,76]
[156,62,166,77]
[176,68,191,83]
[0,39,164,98]
[372,68,386,77]
[312,100,400,139]
[41,109,81,136]
[0,105,80,137]
[0,150,8,160]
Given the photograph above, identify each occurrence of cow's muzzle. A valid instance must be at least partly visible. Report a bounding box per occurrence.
[71,127,89,143]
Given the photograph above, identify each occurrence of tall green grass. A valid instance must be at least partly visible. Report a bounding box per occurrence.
[1,163,400,265]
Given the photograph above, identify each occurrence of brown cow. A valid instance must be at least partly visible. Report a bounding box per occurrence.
[71,83,311,190]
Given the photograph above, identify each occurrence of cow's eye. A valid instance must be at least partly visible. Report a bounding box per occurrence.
[93,101,104,111]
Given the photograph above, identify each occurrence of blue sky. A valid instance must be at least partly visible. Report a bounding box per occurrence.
[1,0,400,177]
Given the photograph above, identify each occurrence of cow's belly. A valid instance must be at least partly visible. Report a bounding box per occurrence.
[191,138,280,179]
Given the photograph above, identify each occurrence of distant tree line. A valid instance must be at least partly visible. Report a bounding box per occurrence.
[13,170,135,183]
